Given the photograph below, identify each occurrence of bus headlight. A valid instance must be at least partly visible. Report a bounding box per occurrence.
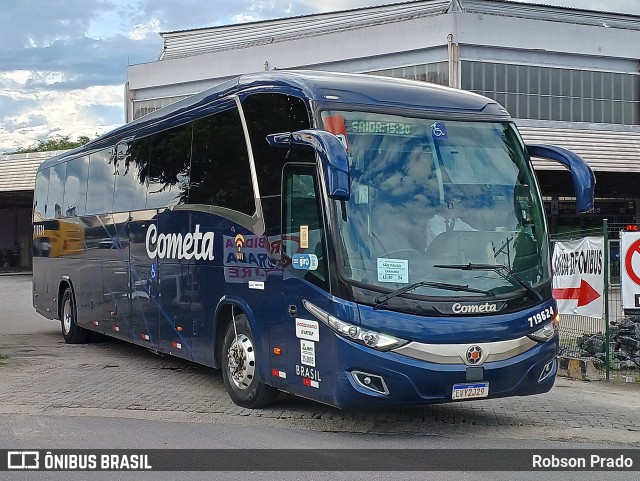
[527,322,558,342]
[303,300,408,351]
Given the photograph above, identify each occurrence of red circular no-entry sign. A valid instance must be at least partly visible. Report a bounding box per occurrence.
[624,238,640,286]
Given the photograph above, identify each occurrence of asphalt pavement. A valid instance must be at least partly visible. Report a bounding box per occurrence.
[2,275,640,440]
[0,274,639,480]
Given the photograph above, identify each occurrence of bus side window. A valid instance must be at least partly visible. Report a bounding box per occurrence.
[113,139,149,213]
[33,168,50,222]
[241,93,313,236]
[146,124,191,210]
[63,156,89,217]
[47,162,66,219]
[85,149,115,215]
[189,106,255,215]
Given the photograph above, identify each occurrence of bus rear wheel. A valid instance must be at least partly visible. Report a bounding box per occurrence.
[61,288,89,344]
[221,314,278,408]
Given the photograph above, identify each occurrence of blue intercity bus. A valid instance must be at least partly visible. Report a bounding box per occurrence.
[32,71,595,408]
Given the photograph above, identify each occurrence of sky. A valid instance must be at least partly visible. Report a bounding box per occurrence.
[1,0,640,153]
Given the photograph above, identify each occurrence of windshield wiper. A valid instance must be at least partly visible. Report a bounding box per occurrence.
[433,263,543,301]
[374,280,493,309]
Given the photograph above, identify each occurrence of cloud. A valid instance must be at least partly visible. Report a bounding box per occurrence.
[0,0,316,153]
[1,113,48,133]
[0,1,161,152]
[0,85,121,153]
[514,0,640,14]
[0,95,32,116]
[2,0,640,154]
[128,18,162,40]
[84,104,123,125]
[294,0,388,13]
[1,35,159,88]
[0,0,108,49]
[134,0,303,31]
[232,14,262,24]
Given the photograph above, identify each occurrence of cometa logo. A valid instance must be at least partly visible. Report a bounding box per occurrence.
[145,224,214,261]
[452,302,498,314]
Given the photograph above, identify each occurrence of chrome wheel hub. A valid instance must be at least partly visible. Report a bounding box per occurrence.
[227,334,255,390]
[63,299,72,335]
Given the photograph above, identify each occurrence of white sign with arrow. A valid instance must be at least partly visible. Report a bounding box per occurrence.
[551,236,604,319]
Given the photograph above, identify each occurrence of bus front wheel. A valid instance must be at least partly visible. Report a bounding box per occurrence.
[60,288,89,344]
[221,315,278,408]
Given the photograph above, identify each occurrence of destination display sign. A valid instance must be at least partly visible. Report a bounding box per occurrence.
[347,120,414,135]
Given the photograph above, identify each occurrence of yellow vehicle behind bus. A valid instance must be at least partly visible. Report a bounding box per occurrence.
[33,218,84,258]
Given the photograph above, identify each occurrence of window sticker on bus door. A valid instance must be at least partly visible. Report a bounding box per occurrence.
[377,258,409,283]
[431,121,448,140]
[292,253,318,271]
[322,115,349,151]
[300,225,309,249]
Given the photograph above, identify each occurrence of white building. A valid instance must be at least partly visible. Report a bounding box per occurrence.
[127,0,640,235]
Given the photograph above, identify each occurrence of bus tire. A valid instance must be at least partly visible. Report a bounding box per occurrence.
[60,288,89,344]
[222,314,278,409]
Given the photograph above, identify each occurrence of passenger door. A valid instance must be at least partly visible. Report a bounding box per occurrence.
[240,92,315,385]
[281,164,329,395]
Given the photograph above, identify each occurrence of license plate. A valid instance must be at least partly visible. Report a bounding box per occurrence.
[452,382,489,400]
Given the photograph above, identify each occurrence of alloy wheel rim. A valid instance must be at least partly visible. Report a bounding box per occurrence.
[227,334,255,390]
[63,299,72,335]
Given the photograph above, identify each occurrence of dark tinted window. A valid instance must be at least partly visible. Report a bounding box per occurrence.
[33,168,49,221]
[495,63,506,92]
[146,123,191,209]
[47,162,66,219]
[242,93,313,233]
[461,60,640,124]
[86,149,115,215]
[190,106,255,215]
[113,139,148,212]
[64,156,89,217]
[528,66,539,95]
[460,62,471,91]
[631,76,640,102]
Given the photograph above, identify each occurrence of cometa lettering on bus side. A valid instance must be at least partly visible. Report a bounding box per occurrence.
[145,224,215,261]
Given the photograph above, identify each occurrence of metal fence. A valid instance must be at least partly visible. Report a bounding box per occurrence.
[551,221,640,383]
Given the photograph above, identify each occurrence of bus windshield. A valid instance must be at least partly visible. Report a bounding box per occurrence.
[321,110,549,299]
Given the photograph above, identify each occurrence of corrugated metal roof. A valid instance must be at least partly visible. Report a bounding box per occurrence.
[0,151,65,192]
[159,0,451,60]
[462,0,640,29]
[519,126,640,172]
[158,0,640,61]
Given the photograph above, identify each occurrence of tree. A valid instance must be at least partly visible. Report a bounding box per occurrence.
[9,135,92,154]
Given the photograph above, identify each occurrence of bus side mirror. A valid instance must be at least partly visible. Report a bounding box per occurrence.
[267,130,350,201]
[526,144,595,213]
